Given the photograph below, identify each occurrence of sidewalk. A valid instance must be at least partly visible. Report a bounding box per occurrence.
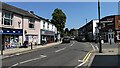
[98,42,118,55]
[1,41,62,57]
[88,43,119,68]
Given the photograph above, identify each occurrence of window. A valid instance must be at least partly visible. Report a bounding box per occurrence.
[2,12,13,25]
[43,21,45,29]
[47,23,49,29]
[109,34,111,38]
[119,33,120,39]
[52,25,53,30]
[118,20,120,26]
[29,18,35,28]
[111,34,114,38]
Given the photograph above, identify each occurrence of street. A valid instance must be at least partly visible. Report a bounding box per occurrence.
[2,41,93,68]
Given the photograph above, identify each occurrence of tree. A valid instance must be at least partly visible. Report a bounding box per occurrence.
[51,8,67,34]
[64,28,69,35]
[69,28,75,35]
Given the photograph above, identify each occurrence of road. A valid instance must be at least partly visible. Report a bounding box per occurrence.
[2,41,93,68]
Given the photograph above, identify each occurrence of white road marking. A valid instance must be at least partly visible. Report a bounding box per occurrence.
[75,61,86,68]
[8,63,19,68]
[95,45,99,50]
[20,55,47,64]
[15,53,22,56]
[55,47,66,52]
[70,41,75,46]
[78,60,84,62]
[75,51,93,68]
[90,43,96,51]
[8,55,47,68]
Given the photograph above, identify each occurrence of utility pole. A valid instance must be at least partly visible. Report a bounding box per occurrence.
[98,0,102,53]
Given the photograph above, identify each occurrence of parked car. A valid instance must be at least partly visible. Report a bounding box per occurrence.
[70,36,75,40]
[62,36,70,43]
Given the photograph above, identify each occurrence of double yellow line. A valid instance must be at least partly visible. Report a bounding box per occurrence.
[83,50,93,62]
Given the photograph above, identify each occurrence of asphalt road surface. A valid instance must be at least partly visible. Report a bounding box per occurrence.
[2,41,93,68]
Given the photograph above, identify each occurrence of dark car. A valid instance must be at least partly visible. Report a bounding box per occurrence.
[62,36,70,43]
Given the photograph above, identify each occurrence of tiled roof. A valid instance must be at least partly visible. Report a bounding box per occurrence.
[1,2,39,19]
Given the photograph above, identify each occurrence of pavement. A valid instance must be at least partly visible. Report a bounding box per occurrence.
[88,42,120,68]
[1,41,62,59]
[2,41,94,68]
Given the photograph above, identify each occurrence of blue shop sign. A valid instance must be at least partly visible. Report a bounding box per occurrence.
[0,28,23,35]
[41,29,55,36]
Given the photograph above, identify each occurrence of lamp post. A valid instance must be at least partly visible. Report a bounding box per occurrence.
[98,0,102,53]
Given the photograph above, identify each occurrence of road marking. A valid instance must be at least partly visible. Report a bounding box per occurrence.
[82,51,91,62]
[84,51,92,62]
[75,51,93,68]
[55,47,66,52]
[70,41,75,46]
[8,55,47,68]
[78,60,84,62]
[95,45,99,50]
[15,53,22,56]
[90,43,96,51]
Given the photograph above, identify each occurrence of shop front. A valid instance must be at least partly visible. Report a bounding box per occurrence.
[25,35,38,46]
[41,29,55,44]
[0,28,23,49]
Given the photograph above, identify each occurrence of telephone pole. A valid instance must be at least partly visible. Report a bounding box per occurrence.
[98,0,102,53]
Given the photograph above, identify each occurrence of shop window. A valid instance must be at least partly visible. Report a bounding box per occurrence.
[29,18,35,28]
[2,12,13,25]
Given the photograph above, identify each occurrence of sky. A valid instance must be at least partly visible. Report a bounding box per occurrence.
[6,2,118,29]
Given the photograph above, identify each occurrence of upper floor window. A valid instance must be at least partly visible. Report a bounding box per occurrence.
[2,12,13,25]
[43,21,45,29]
[29,18,35,28]
[52,25,53,30]
[47,23,49,29]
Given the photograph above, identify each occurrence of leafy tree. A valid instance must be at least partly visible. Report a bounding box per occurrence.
[69,28,75,36]
[51,8,67,34]
[64,28,69,35]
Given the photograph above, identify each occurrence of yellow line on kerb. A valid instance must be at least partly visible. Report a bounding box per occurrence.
[83,50,93,62]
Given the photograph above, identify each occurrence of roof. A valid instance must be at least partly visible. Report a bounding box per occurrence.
[34,14,54,24]
[1,2,39,19]
[101,15,120,20]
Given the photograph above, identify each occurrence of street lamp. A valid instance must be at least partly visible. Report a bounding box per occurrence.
[98,0,102,53]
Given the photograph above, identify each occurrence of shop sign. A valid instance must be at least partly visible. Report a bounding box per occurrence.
[41,29,55,35]
[2,29,23,35]
[107,18,114,21]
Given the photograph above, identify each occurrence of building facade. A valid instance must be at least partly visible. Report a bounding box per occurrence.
[39,17,57,44]
[96,15,120,43]
[0,2,58,49]
[0,2,41,49]
[78,19,99,42]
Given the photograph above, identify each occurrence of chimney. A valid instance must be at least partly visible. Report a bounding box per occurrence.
[30,11,34,14]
